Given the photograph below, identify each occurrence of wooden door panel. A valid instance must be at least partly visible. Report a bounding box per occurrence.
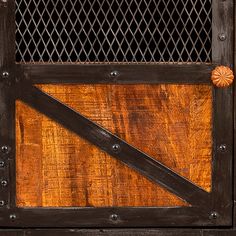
[16,101,187,207]
[38,84,212,191]
[16,84,212,207]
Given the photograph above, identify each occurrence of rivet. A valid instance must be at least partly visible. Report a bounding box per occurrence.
[110,71,119,77]
[110,214,118,221]
[112,144,121,153]
[219,144,226,152]
[0,200,5,206]
[209,212,219,220]
[0,161,5,167]
[1,180,8,187]
[1,145,9,154]
[2,71,9,78]
[218,33,226,41]
[9,214,16,221]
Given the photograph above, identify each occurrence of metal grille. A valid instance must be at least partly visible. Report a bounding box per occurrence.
[15,0,212,63]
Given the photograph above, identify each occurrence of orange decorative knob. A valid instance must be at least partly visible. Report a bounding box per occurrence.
[211,66,234,87]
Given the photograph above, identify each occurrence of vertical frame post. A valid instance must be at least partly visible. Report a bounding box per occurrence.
[0,0,16,220]
[234,0,236,228]
[211,0,234,224]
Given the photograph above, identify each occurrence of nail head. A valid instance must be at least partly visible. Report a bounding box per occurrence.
[0,200,5,206]
[112,144,121,152]
[218,33,226,41]
[2,71,9,78]
[0,161,5,167]
[110,71,119,77]
[1,180,8,187]
[1,145,9,154]
[110,214,118,221]
[9,214,16,221]
[219,144,226,152]
[210,212,219,220]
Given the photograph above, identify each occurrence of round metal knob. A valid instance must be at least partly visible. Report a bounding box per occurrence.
[211,66,234,87]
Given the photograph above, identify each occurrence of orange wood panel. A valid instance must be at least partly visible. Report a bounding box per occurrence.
[16,84,212,207]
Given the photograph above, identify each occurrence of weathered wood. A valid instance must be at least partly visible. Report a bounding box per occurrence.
[211,0,234,226]
[20,63,215,85]
[234,0,236,227]
[0,229,203,236]
[16,84,212,207]
[16,101,186,207]
[210,87,233,225]
[212,0,234,65]
[0,206,222,227]
[0,0,16,210]
[1,229,236,236]
[0,231,19,236]
[0,0,15,68]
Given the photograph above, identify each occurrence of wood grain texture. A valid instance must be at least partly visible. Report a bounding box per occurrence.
[2,229,236,236]
[21,63,214,85]
[16,84,212,207]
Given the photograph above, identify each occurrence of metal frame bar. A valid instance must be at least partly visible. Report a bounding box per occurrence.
[0,0,234,230]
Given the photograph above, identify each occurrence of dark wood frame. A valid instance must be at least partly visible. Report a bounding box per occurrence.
[0,0,235,233]
[0,229,236,236]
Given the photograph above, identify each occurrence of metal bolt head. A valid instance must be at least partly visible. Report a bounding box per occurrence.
[0,161,5,167]
[112,144,121,153]
[9,214,16,221]
[110,214,118,221]
[1,145,9,154]
[2,71,9,78]
[110,71,119,77]
[218,33,226,41]
[0,200,5,206]
[209,211,219,220]
[1,180,8,187]
[219,144,226,152]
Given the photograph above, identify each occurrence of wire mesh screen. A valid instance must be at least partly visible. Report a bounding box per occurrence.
[15,0,212,63]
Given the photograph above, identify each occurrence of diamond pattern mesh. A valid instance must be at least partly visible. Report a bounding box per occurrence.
[15,0,212,63]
